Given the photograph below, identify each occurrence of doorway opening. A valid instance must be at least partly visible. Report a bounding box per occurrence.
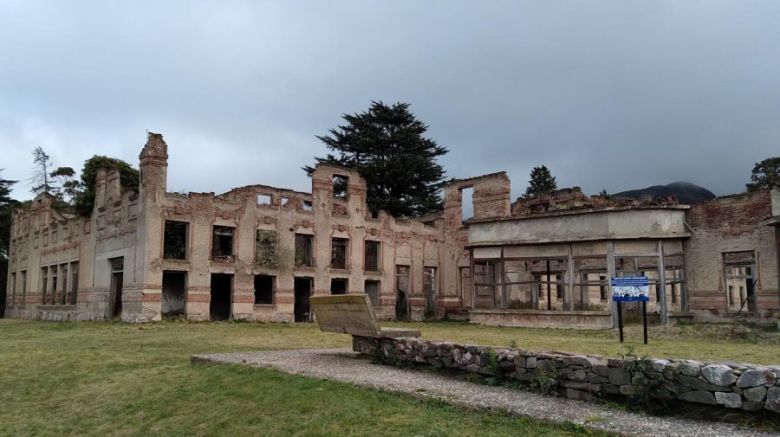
[162,271,187,318]
[724,251,757,312]
[395,265,410,321]
[210,273,233,321]
[109,257,124,319]
[364,280,380,308]
[294,277,312,322]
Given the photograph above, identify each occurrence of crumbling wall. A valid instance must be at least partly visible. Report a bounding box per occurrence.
[510,187,678,218]
[686,190,779,313]
[5,166,141,321]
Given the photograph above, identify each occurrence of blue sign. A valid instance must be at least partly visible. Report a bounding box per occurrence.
[611,276,650,302]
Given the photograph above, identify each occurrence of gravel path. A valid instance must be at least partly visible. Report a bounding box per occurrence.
[192,349,773,437]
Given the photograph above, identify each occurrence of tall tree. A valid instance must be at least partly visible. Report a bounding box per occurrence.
[30,146,56,195]
[0,171,19,317]
[305,101,448,217]
[50,166,80,203]
[746,156,780,192]
[525,165,558,197]
[73,156,139,217]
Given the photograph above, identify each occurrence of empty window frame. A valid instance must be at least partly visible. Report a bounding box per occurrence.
[50,268,57,305]
[473,261,496,297]
[60,264,68,305]
[461,186,474,221]
[212,226,235,262]
[40,267,48,305]
[294,234,314,267]
[723,251,756,311]
[332,175,348,200]
[254,274,274,305]
[69,261,79,305]
[10,272,15,305]
[331,237,348,269]
[330,278,348,295]
[423,267,437,296]
[257,194,272,206]
[364,240,380,272]
[163,220,188,260]
[20,270,26,304]
[255,230,279,268]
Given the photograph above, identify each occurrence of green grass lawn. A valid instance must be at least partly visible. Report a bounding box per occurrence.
[0,319,777,436]
[0,320,604,437]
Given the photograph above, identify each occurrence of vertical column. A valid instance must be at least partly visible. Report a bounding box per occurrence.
[657,240,668,325]
[607,241,617,328]
[566,244,574,311]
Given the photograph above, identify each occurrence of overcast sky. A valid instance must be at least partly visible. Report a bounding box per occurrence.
[1,1,779,202]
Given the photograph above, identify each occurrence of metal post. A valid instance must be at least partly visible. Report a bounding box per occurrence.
[642,300,648,344]
[546,259,551,310]
[617,301,624,342]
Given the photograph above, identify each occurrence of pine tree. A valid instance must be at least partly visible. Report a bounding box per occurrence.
[525,165,558,198]
[0,170,19,316]
[30,146,56,195]
[305,101,448,217]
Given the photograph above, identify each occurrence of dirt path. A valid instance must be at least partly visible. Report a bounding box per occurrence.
[192,349,772,437]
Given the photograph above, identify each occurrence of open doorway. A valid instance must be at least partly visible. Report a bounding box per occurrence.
[210,273,232,321]
[109,257,124,319]
[395,265,410,321]
[294,277,312,322]
[724,251,757,312]
[364,280,380,308]
[162,271,187,318]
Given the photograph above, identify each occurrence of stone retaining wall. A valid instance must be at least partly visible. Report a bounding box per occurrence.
[352,336,780,414]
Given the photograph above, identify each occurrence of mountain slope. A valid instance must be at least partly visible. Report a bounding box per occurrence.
[613,181,715,205]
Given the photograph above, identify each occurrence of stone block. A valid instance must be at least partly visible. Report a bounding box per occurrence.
[676,375,725,392]
[619,385,637,396]
[651,359,670,372]
[736,369,776,388]
[701,364,737,386]
[766,387,780,413]
[679,360,703,377]
[742,386,766,402]
[714,392,742,409]
[679,390,716,405]
[514,355,526,368]
[608,368,630,385]
[586,373,609,384]
[601,384,620,395]
[593,365,610,377]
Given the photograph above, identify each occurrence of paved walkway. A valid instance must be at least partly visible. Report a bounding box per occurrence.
[192,349,772,437]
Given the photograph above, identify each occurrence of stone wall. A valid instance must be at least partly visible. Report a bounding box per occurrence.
[352,336,780,414]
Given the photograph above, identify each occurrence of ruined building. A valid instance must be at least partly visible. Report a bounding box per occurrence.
[5,133,780,326]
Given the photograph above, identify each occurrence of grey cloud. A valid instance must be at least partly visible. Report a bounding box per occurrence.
[1,0,779,200]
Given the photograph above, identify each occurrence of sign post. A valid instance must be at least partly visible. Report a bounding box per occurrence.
[611,276,650,344]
